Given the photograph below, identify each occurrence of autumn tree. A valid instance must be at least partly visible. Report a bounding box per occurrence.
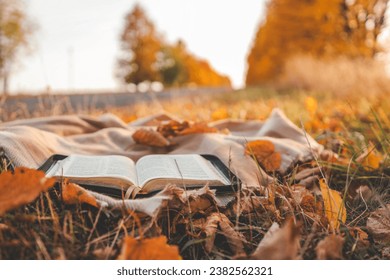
[0,0,35,95]
[116,4,163,85]
[156,40,231,87]
[246,0,388,85]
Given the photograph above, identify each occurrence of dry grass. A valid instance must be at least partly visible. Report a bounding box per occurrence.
[1,72,390,259]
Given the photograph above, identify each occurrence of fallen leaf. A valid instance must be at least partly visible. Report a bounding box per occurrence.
[319,179,346,231]
[218,213,245,255]
[0,168,55,215]
[245,140,282,172]
[294,167,321,181]
[61,181,99,207]
[304,96,318,116]
[204,214,220,253]
[356,143,383,170]
[157,120,190,137]
[250,218,301,260]
[178,122,218,135]
[315,235,344,259]
[132,128,170,147]
[366,205,390,243]
[117,235,181,260]
[203,213,245,255]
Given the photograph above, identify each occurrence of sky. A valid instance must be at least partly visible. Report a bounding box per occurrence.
[9,0,266,93]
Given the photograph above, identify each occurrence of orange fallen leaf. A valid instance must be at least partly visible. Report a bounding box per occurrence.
[315,234,344,259]
[249,218,301,260]
[132,128,170,147]
[304,96,318,116]
[356,143,383,170]
[245,140,282,172]
[117,235,181,260]
[0,168,55,215]
[319,179,346,231]
[178,122,218,135]
[157,120,190,137]
[61,181,99,207]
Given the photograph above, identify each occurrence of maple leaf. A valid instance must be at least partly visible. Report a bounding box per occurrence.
[132,128,170,147]
[319,179,346,231]
[245,140,282,172]
[117,235,182,260]
[0,168,55,215]
[61,181,99,207]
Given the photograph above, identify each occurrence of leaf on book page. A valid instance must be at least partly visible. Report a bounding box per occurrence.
[117,235,181,260]
[61,181,99,208]
[319,179,346,231]
[249,218,301,260]
[315,234,344,260]
[245,140,282,172]
[132,128,170,147]
[0,168,55,215]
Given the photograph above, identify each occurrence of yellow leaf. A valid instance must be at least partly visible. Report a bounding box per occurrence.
[61,181,99,208]
[0,168,55,215]
[319,179,346,231]
[117,235,182,260]
[304,96,318,116]
[245,140,282,172]
[211,107,229,120]
[356,144,383,170]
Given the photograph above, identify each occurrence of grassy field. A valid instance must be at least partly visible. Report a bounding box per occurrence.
[1,86,390,260]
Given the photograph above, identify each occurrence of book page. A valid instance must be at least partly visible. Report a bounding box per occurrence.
[136,154,230,188]
[47,155,138,186]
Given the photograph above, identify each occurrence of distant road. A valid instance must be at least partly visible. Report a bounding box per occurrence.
[1,87,231,120]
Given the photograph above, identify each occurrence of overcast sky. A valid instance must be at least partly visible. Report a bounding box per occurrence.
[9,0,266,93]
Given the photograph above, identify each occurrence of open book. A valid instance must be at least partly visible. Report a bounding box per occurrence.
[42,154,238,197]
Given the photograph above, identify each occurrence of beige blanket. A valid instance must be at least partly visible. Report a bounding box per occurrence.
[0,108,323,188]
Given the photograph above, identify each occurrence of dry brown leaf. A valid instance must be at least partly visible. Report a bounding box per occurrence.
[315,235,344,259]
[157,120,190,137]
[203,213,245,255]
[218,213,245,255]
[0,168,55,215]
[132,128,170,147]
[250,218,301,260]
[61,181,99,207]
[294,167,321,181]
[366,205,390,243]
[204,214,220,253]
[117,235,181,260]
[245,140,282,172]
[319,179,346,231]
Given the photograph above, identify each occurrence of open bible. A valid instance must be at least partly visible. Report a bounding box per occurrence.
[41,154,238,197]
